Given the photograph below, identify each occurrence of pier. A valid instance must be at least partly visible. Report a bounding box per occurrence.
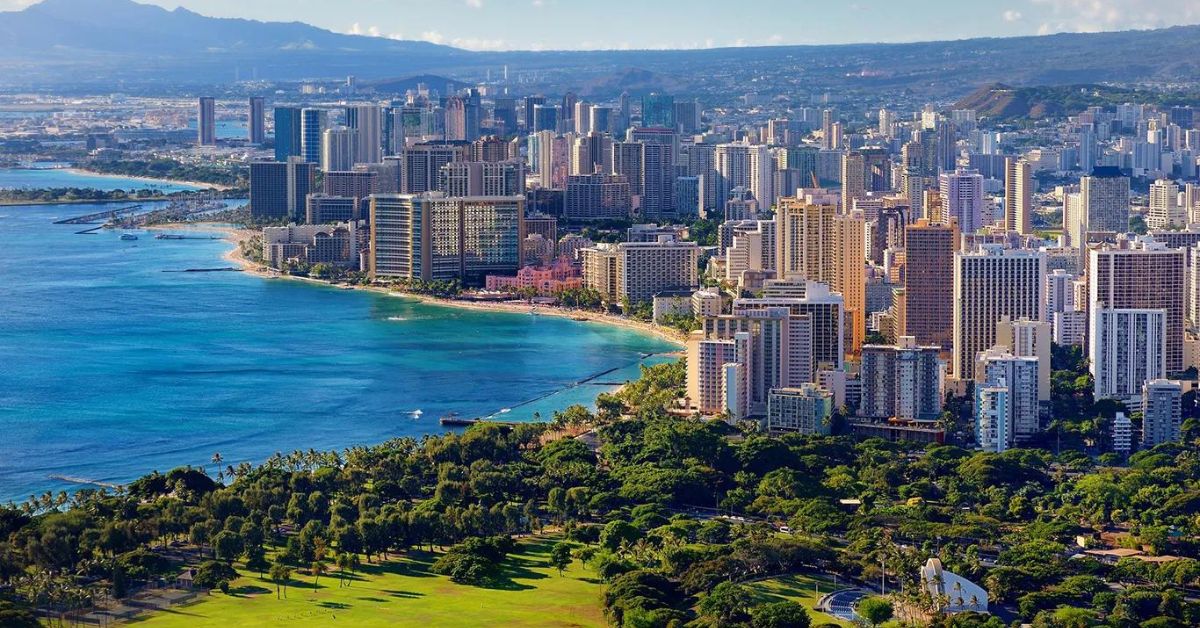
[53,204,144,225]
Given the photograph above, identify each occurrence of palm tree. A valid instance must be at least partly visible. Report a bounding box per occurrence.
[210,452,223,476]
[311,560,326,586]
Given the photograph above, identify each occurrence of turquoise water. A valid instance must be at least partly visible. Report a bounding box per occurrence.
[0,167,203,193]
[0,200,677,502]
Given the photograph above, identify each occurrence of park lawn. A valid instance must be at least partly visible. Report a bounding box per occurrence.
[744,573,854,627]
[129,537,605,628]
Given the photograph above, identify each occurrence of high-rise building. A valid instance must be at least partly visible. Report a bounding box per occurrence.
[1088,236,1185,373]
[641,93,675,128]
[444,96,467,141]
[952,245,1046,380]
[1072,166,1130,243]
[841,152,865,212]
[731,279,846,372]
[248,97,266,145]
[902,220,957,355]
[564,173,632,221]
[1148,179,1184,229]
[532,104,558,132]
[1045,269,1077,320]
[320,127,357,172]
[492,97,518,137]
[581,238,699,303]
[273,106,303,162]
[369,193,525,283]
[995,318,1052,401]
[1004,157,1033,234]
[439,161,525,197]
[301,108,328,164]
[197,96,216,146]
[859,336,943,420]
[522,95,546,131]
[249,157,315,221]
[345,105,383,165]
[775,198,866,352]
[767,385,833,434]
[975,348,1040,452]
[1142,379,1183,447]
[402,142,465,194]
[1090,308,1167,403]
[939,168,985,234]
[690,305,813,415]
[305,194,361,223]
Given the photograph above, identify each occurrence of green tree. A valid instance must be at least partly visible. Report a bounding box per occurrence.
[857,597,894,627]
[699,581,750,624]
[752,600,811,628]
[193,560,238,594]
[550,542,574,575]
[269,561,292,599]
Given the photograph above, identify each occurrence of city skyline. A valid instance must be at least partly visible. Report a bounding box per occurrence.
[1,0,1198,51]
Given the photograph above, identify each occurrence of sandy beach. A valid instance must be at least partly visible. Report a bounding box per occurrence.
[67,168,233,191]
[167,222,689,347]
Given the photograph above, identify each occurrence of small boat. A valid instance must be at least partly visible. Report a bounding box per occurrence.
[120,233,138,241]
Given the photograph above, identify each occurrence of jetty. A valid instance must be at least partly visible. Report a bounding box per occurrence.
[48,474,122,490]
[53,204,143,225]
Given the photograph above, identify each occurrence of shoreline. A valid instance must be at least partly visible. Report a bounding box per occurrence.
[64,167,232,191]
[153,221,688,348]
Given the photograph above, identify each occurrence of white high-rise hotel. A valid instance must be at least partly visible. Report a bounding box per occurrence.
[952,245,1046,380]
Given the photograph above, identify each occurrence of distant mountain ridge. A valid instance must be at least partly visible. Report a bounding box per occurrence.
[1,0,1199,95]
[956,82,1200,120]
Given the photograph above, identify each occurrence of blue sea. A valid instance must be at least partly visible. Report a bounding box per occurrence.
[0,195,677,502]
[0,166,204,193]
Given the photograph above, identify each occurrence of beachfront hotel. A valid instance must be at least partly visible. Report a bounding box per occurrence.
[580,237,700,304]
[369,193,525,284]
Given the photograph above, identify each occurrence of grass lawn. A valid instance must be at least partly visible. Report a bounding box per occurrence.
[744,572,854,627]
[129,537,605,627]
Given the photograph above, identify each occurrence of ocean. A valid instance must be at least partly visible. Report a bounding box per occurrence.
[0,193,677,502]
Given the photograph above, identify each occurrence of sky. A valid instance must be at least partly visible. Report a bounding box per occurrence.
[3,0,1199,51]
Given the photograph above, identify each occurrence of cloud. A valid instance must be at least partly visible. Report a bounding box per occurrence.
[465,0,483,7]
[0,0,36,9]
[1031,0,1200,34]
[1003,9,1022,22]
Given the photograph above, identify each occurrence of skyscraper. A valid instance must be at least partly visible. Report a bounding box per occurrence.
[248,97,266,145]
[300,108,328,164]
[345,105,383,165]
[444,96,467,141]
[197,96,216,146]
[952,245,1046,380]
[859,336,943,421]
[1148,179,1184,229]
[401,142,465,194]
[370,193,525,283]
[273,106,303,162]
[975,348,1040,452]
[522,95,546,132]
[1072,167,1130,243]
[775,198,866,352]
[1004,157,1033,234]
[1088,235,1185,374]
[939,168,984,234]
[1090,308,1167,403]
[249,157,315,221]
[903,220,958,355]
[641,93,675,129]
[321,127,357,172]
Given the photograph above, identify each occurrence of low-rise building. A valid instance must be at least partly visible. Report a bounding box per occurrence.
[767,384,833,434]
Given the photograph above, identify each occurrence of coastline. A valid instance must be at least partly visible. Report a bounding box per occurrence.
[65,167,232,191]
[152,221,688,347]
